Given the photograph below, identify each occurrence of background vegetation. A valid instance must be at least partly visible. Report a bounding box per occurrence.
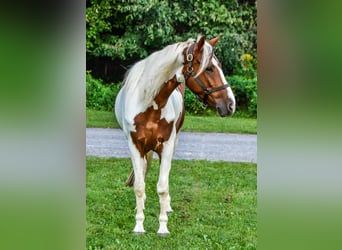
[86,0,257,117]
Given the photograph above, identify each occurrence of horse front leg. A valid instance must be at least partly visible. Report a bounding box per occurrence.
[128,139,146,234]
[156,136,176,235]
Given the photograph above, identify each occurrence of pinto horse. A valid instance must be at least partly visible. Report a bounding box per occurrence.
[114,35,236,235]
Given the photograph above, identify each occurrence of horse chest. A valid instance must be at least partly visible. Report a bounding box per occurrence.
[131,106,175,156]
[127,76,185,157]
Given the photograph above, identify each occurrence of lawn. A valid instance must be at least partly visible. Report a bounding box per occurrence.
[86,109,257,134]
[87,157,257,249]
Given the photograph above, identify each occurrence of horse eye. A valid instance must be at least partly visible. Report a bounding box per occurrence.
[206,67,213,72]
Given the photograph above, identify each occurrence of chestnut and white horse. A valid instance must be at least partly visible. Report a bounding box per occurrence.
[114,35,235,235]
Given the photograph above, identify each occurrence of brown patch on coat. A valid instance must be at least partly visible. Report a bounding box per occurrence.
[175,83,185,133]
[126,76,185,186]
[130,75,184,159]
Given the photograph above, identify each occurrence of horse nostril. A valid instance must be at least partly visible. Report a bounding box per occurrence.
[228,102,235,113]
[216,106,222,114]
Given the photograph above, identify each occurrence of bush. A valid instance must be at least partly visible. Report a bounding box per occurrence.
[86,0,257,78]
[184,87,209,115]
[86,71,121,111]
[227,75,257,117]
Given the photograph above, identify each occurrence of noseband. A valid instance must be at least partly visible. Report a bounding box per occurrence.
[184,43,229,105]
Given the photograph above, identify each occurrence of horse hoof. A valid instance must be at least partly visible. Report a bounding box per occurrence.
[133,226,145,235]
[157,227,170,236]
[133,231,145,235]
[157,232,170,237]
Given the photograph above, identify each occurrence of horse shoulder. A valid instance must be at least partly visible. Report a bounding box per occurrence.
[160,90,183,123]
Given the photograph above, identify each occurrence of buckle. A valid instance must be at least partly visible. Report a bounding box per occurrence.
[187,53,193,62]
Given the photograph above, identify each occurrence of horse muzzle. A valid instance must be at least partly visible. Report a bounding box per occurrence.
[216,101,235,117]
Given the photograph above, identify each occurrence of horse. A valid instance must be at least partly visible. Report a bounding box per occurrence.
[114,35,236,235]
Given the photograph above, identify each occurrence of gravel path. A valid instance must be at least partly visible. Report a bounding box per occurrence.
[86,128,257,163]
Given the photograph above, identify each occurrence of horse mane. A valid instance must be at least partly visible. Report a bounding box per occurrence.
[122,36,213,107]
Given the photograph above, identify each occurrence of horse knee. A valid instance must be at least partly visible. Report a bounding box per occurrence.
[134,183,145,198]
[134,189,145,198]
[157,184,169,197]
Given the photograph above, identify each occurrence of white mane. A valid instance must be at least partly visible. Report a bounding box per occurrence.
[122,36,213,107]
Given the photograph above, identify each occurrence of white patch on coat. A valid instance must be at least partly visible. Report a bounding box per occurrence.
[152,101,158,110]
[160,89,183,124]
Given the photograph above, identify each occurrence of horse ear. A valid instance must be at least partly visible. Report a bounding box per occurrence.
[208,35,221,47]
[196,35,206,51]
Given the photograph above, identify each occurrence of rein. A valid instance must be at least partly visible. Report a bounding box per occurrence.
[184,43,229,106]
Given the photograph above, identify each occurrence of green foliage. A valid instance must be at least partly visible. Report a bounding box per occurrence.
[190,1,257,76]
[86,71,121,111]
[87,157,256,249]
[86,0,257,76]
[228,75,257,117]
[184,87,208,115]
[86,0,113,53]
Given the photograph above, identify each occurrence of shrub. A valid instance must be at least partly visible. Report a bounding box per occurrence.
[227,75,257,117]
[86,71,121,111]
[86,0,257,78]
[184,87,210,115]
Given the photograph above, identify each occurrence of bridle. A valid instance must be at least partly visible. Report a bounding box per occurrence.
[184,42,230,105]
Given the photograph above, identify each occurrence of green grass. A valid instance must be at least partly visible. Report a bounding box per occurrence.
[182,115,256,134]
[87,109,120,128]
[87,157,257,249]
[86,109,257,134]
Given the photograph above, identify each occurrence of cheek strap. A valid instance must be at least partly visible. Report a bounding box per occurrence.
[184,42,229,106]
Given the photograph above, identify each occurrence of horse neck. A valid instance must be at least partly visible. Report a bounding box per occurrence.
[154,75,181,108]
[131,42,191,104]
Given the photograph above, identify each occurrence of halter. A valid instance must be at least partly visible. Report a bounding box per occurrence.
[184,43,230,106]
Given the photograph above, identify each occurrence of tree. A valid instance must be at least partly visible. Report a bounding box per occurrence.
[86,0,257,81]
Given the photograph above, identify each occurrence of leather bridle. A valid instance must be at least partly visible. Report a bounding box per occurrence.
[184,42,229,105]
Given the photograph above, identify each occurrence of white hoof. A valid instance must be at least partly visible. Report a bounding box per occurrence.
[133,224,145,234]
[133,231,145,235]
[158,232,170,237]
[157,225,170,236]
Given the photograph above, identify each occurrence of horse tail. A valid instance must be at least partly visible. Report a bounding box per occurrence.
[125,151,153,187]
[125,170,135,187]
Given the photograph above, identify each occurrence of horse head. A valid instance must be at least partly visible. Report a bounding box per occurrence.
[183,35,236,117]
